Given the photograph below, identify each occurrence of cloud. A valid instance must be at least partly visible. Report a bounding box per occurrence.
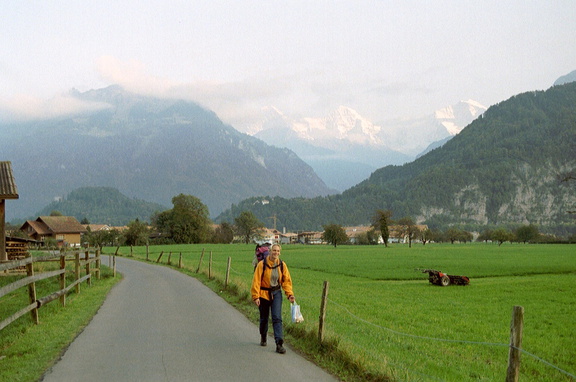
[0,93,111,123]
[96,56,176,96]
[95,55,305,131]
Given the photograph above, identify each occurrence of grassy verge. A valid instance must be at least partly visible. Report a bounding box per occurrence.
[3,243,574,381]
[0,263,120,382]
[105,243,575,381]
[176,263,384,381]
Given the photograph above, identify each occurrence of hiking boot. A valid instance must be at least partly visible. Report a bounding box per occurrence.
[260,336,267,346]
[276,342,286,354]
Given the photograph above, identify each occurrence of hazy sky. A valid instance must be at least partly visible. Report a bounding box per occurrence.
[1,1,575,131]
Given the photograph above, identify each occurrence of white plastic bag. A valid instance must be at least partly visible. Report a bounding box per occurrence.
[291,302,304,323]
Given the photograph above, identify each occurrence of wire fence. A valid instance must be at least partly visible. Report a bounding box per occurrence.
[124,246,575,381]
[227,259,575,380]
[325,297,575,380]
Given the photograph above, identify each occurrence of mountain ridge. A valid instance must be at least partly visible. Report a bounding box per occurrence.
[1,86,333,221]
[252,100,486,190]
[216,82,576,235]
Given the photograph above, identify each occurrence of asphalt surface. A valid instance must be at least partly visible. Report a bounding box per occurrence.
[41,256,338,382]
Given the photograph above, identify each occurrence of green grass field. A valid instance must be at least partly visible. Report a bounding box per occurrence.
[2,243,573,381]
[0,262,119,382]
[109,242,575,381]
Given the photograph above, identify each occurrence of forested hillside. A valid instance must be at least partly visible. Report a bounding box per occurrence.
[216,82,576,235]
[36,187,166,226]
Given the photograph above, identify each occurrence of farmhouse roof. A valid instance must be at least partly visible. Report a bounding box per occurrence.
[83,224,112,232]
[36,216,87,234]
[0,161,19,199]
[345,226,373,238]
[24,220,52,235]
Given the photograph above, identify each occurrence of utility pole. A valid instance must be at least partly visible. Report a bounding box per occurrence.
[269,214,277,230]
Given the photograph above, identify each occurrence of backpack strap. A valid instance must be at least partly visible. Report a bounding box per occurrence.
[260,260,283,300]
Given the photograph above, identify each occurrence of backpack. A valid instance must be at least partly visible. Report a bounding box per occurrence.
[253,243,284,277]
[255,244,270,263]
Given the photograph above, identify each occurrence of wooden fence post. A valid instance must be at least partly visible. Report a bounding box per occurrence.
[113,253,116,277]
[506,305,524,382]
[168,251,172,266]
[75,252,81,293]
[95,248,101,280]
[113,246,120,265]
[209,251,213,279]
[196,248,205,273]
[130,245,133,257]
[156,251,164,263]
[178,252,183,268]
[146,244,149,261]
[59,254,66,306]
[225,257,231,287]
[26,258,39,324]
[318,280,329,343]
[85,250,91,286]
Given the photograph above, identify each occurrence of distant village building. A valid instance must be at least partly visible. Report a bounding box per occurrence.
[243,223,430,246]
[388,224,429,243]
[345,226,382,244]
[297,231,324,245]
[21,216,87,248]
[0,161,19,262]
[82,224,113,232]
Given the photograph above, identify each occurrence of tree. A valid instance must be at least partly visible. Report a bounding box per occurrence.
[559,170,576,214]
[154,194,213,244]
[491,228,513,246]
[397,217,417,248]
[445,228,461,244]
[460,230,473,243]
[85,228,120,249]
[50,210,63,216]
[123,219,149,246]
[477,229,493,243]
[420,228,433,245]
[515,224,539,243]
[372,209,392,247]
[355,228,379,245]
[322,224,349,247]
[234,211,264,244]
[212,222,234,244]
[445,227,473,244]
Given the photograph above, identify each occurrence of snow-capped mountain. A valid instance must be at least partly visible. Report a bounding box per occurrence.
[377,99,487,156]
[258,106,385,148]
[434,99,487,135]
[252,100,486,191]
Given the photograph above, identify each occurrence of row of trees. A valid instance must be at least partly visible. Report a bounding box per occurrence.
[82,195,267,247]
[81,194,572,248]
[321,209,563,247]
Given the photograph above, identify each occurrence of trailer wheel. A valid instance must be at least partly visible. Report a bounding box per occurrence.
[440,275,450,286]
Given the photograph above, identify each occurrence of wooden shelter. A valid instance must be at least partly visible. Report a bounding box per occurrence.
[0,161,19,262]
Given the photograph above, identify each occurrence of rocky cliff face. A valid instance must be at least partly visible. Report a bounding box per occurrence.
[415,162,575,228]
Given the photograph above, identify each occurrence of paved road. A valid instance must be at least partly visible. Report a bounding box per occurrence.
[41,256,338,382]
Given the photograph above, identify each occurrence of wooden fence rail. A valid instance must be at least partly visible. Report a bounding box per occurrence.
[0,250,101,332]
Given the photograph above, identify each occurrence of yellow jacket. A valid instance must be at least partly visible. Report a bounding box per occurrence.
[251,257,294,301]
